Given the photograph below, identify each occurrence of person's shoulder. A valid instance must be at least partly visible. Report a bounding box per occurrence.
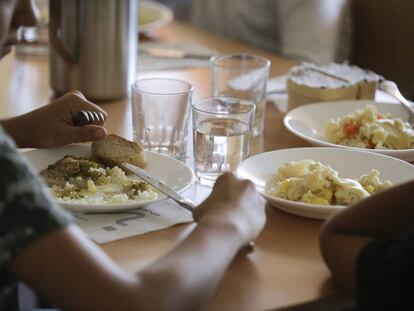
[359,232,414,262]
[0,124,17,150]
[356,233,414,310]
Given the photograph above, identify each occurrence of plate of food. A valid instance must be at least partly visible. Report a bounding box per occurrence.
[284,100,414,161]
[237,147,414,220]
[138,1,173,33]
[23,135,194,213]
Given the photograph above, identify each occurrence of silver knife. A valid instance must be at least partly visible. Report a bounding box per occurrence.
[139,47,213,60]
[122,162,255,252]
[121,162,196,213]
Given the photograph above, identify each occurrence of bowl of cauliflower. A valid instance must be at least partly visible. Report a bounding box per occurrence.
[238,147,414,219]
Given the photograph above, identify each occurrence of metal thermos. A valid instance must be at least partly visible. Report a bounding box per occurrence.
[49,0,137,101]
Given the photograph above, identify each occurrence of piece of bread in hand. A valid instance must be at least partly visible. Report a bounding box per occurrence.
[91,134,147,168]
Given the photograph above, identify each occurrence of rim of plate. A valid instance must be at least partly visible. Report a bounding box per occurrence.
[241,146,414,170]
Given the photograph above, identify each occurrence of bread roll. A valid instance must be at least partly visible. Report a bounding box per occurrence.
[91,134,147,168]
[287,63,382,110]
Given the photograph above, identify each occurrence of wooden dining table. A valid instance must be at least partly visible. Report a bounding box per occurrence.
[0,21,352,310]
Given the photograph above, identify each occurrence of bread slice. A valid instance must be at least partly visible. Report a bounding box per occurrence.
[287,62,382,110]
[91,134,147,168]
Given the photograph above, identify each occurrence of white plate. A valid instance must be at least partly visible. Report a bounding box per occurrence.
[138,1,173,33]
[23,144,194,213]
[283,100,414,161]
[238,147,414,220]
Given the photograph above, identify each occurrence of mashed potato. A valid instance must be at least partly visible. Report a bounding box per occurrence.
[266,160,391,205]
[41,156,158,205]
[325,105,414,149]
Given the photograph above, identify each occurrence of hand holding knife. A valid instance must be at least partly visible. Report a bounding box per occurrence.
[122,162,255,253]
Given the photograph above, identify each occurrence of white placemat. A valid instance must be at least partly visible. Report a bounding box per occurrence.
[72,199,193,244]
[138,42,216,71]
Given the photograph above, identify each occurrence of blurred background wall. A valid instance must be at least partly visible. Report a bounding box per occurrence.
[351,0,414,99]
[154,0,414,99]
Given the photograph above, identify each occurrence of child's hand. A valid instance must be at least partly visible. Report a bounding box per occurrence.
[2,91,108,148]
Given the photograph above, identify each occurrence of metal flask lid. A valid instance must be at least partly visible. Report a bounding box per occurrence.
[49,0,138,101]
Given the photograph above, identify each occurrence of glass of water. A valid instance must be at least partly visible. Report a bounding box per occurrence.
[192,97,255,186]
[210,54,270,137]
[131,78,193,160]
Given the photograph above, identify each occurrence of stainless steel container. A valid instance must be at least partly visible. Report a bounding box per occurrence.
[49,0,137,101]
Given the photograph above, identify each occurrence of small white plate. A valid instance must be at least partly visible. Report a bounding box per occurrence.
[23,144,194,213]
[139,1,173,33]
[238,147,414,220]
[283,100,414,161]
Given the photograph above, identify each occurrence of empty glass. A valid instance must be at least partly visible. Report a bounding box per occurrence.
[131,78,193,160]
[210,54,270,136]
[192,96,255,186]
[16,0,49,56]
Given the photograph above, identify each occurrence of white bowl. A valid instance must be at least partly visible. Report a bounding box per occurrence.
[283,100,414,161]
[138,1,173,33]
[238,147,414,220]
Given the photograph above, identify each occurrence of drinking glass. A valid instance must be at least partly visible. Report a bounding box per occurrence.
[16,0,49,56]
[131,78,193,160]
[210,54,270,136]
[192,96,255,186]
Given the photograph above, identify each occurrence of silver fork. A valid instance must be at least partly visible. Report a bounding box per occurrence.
[379,80,414,124]
[73,110,107,126]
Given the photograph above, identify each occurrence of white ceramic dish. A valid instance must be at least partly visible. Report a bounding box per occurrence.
[138,1,173,33]
[283,100,414,161]
[238,147,414,220]
[23,144,194,213]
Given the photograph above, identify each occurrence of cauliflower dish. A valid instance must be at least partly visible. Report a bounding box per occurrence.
[40,156,158,205]
[266,160,391,206]
[325,105,414,149]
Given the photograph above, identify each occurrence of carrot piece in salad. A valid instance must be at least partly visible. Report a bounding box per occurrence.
[343,122,359,137]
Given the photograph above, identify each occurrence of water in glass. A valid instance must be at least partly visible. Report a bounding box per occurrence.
[194,117,251,185]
